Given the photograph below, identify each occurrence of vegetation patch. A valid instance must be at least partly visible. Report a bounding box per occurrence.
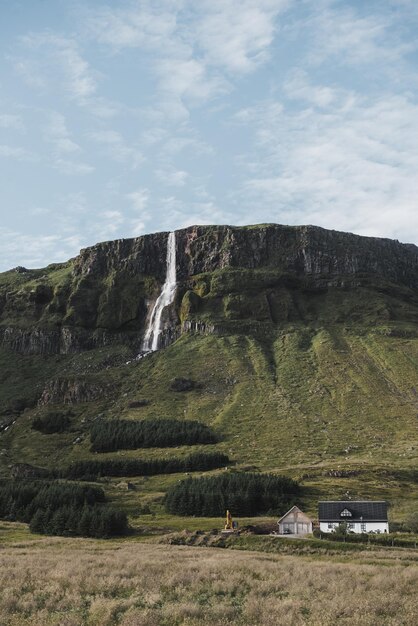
[0,540,418,626]
[90,418,218,452]
[59,451,230,480]
[127,399,149,408]
[3,395,38,414]
[0,480,128,538]
[169,377,201,392]
[31,410,72,434]
[165,472,300,517]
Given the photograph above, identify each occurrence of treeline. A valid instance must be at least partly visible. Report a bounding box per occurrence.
[29,505,128,538]
[90,418,218,452]
[165,472,301,517]
[0,481,128,538]
[59,451,230,480]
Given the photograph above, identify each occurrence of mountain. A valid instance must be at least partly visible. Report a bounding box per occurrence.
[1,224,417,521]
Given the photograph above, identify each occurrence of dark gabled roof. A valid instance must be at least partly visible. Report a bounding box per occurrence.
[318,501,388,522]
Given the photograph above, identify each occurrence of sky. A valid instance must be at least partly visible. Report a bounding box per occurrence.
[1,0,418,271]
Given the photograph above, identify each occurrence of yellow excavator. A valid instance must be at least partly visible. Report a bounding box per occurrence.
[223,509,238,533]
[224,509,233,530]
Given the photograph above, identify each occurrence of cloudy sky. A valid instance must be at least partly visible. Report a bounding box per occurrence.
[1,0,418,270]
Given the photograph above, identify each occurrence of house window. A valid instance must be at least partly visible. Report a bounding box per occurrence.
[340,508,352,517]
[347,523,354,530]
[328,523,334,529]
[361,523,366,532]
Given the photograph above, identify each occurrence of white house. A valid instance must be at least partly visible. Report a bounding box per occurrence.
[277,505,313,536]
[318,501,389,534]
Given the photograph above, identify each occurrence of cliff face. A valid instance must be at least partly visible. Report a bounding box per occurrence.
[1,224,417,355]
[74,224,418,287]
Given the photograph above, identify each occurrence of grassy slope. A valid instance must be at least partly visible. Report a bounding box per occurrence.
[1,319,417,525]
[1,254,417,527]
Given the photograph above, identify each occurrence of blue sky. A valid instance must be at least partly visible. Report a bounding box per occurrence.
[1,0,418,271]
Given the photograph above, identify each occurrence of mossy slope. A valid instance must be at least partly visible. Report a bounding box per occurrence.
[0,224,417,523]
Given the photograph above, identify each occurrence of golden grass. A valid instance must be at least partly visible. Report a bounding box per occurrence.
[0,537,417,626]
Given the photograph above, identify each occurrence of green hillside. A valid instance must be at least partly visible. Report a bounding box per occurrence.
[0,224,417,529]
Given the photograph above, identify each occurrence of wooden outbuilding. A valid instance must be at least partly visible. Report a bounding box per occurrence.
[277,505,313,536]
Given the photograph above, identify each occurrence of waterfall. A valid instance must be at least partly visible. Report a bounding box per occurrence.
[142,231,177,352]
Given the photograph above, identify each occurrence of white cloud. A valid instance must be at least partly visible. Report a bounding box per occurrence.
[155,57,227,108]
[194,0,288,73]
[17,33,98,103]
[126,188,150,212]
[141,127,167,145]
[85,2,178,50]
[58,41,97,101]
[88,0,287,74]
[157,195,232,230]
[283,69,345,108]
[0,227,73,270]
[89,130,144,168]
[30,207,51,217]
[84,0,286,118]
[130,218,150,236]
[155,168,189,187]
[59,192,88,215]
[45,112,80,154]
[125,188,152,236]
[235,89,418,242]
[53,159,94,175]
[86,98,120,119]
[172,201,227,228]
[0,114,24,130]
[103,210,124,221]
[96,210,126,239]
[0,145,36,160]
[11,57,47,89]
[160,134,214,158]
[303,2,417,68]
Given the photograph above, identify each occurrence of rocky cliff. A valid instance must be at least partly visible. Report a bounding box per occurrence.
[74,224,418,286]
[1,224,417,355]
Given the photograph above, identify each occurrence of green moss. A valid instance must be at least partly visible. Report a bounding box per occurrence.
[180,291,201,323]
[208,268,283,296]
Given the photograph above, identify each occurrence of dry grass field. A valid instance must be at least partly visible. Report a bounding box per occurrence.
[1,530,417,626]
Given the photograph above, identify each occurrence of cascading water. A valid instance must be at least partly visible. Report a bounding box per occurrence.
[142,231,177,353]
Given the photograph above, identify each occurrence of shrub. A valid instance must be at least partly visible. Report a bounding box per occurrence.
[4,396,37,414]
[165,472,300,517]
[315,530,417,549]
[404,512,418,533]
[170,378,200,392]
[32,411,72,434]
[128,400,149,408]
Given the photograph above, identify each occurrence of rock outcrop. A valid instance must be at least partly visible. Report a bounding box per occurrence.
[38,379,113,405]
[72,224,418,288]
[0,326,139,355]
[1,224,417,355]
